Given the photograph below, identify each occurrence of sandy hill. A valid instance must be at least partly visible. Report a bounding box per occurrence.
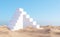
[0,25,60,37]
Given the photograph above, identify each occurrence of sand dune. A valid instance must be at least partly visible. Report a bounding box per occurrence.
[0,25,60,37]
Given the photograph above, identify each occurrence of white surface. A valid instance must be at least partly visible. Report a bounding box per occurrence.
[23,11,27,15]
[36,25,40,29]
[26,14,30,18]
[33,21,36,25]
[12,14,23,31]
[29,18,33,22]
[8,8,40,31]
[19,8,24,12]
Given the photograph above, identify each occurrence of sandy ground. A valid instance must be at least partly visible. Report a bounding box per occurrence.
[0,25,60,37]
[0,30,50,37]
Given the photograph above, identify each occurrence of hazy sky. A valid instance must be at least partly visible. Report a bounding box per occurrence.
[0,0,60,26]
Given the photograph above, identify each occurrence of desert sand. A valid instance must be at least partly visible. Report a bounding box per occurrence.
[0,25,60,37]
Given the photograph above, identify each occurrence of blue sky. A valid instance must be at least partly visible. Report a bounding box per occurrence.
[0,0,60,26]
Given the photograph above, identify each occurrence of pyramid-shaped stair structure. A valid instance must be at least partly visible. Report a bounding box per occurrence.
[7,8,40,31]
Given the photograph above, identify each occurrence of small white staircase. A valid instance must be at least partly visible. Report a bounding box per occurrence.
[7,8,40,31]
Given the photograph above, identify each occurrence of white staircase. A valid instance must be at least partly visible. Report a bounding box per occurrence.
[7,8,40,31]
